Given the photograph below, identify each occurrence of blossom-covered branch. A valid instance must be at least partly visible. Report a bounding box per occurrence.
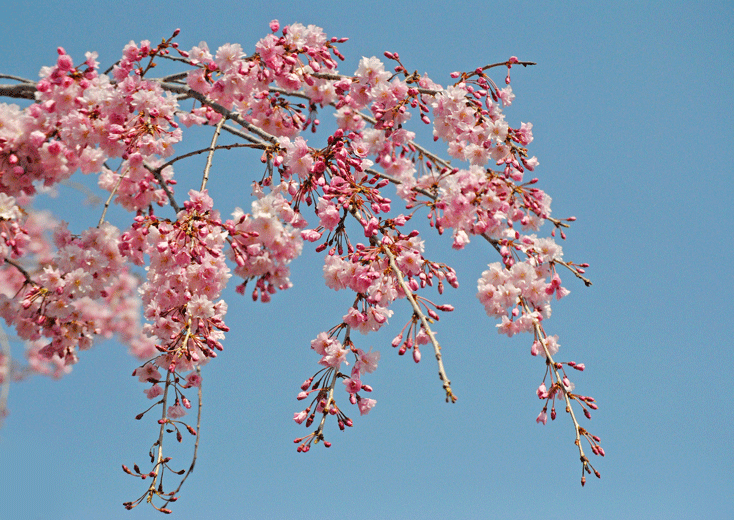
[0,20,602,512]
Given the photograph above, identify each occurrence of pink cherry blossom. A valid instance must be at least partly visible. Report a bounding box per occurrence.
[358,398,376,416]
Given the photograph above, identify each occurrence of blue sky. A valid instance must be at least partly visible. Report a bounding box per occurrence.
[1,1,732,519]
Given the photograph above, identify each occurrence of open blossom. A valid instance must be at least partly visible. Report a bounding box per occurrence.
[134,362,161,383]
[358,398,376,416]
[167,403,186,419]
[187,294,216,320]
[343,377,362,394]
[355,348,380,375]
[144,384,163,399]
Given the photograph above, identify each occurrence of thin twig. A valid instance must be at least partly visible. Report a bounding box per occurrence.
[144,164,181,214]
[159,83,278,144]
[524,300,590,472]
[0,74,35,84]
[382,241,456,403]
[162,366,202,508]
[200,117,226,192]
[154,142,264,173]
[3,258,35,285]
[98,163,126,227]
[556,259,593,287]
[149,368,173,500]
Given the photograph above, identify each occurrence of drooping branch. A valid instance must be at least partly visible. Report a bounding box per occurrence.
[382,242,456,403]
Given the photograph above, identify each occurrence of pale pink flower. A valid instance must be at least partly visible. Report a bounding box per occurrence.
[355,348,380,375]
[185,372,202,388]
[187,294,215,320]
[343,377,362,394]
[358,398,376,416]
[133,362,161,383]
[167,403,186,419]
[144,384,163,399]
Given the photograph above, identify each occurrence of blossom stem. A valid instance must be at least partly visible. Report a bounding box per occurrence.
[162,366,202,509]
[523,299,590,473]
[149,367,173,500]
[383,241,456,403]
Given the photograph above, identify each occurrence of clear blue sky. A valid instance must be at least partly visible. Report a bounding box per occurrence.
[1,1,732,519]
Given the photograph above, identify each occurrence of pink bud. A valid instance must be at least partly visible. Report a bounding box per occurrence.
[413,348,421,363]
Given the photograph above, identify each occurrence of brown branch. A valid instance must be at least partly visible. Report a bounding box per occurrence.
[0,83,36,100]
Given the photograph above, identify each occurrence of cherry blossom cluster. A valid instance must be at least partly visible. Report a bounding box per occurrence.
[0,207,152,377]
[120,189,230,371]
[293,328,379,452]
[0,19,603,511]
[226,183,304,302]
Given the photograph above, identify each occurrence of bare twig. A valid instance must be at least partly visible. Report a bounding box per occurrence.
[144,164,181,214]
[200,117,226,192]
[162,366,203,509]
[98,163,126,227]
